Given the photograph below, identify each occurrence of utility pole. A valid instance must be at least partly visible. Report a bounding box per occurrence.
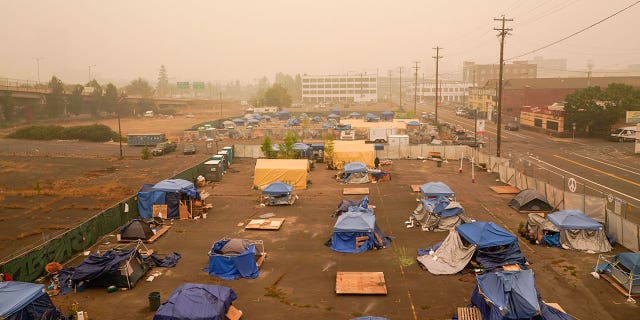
[219,92,223,118]
[413,61,420,116]
[388,70,392,104]
[33,57,43,84]
[433,46,442,125]
[398,67,403,108]
[494,15,513,158]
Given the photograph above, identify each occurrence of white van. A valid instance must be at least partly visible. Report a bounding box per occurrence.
[610,126,637,142]
[144,110,154,117]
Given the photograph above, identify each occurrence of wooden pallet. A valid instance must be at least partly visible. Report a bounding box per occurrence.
[118,226,171,244]
[489,185,520,194]
[245,218,285,230]
[457,307,481,320]
[343,188,370,195]
[336,272,387,295]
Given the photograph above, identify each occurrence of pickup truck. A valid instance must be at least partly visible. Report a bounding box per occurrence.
[152,142,177,156]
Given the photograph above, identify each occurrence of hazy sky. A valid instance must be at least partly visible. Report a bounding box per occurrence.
[1,0,639,85]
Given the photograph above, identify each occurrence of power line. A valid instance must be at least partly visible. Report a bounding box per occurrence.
[507,1,640,61]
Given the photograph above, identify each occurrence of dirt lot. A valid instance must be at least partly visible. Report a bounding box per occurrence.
[1,108,638,319]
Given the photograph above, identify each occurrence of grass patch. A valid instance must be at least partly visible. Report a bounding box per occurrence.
[421,305,430,310]
[396,246,415,267]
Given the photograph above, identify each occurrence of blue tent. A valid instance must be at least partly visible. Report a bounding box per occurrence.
[344,162,368,174]
[380,111,394,121]
[456,222,517,248]
[331,108,341,115]
[247,119,259,124]
[407,120,421,126]
[615,252,640,274]
[548,210,602,230]
[364,113,379,121]
[154,283,237,320]
[327,113,340,119]
[419,182,455,198]
[205,239,260,280]
[311,115,322,122]
[231,118,245,126]
[262,181,293,195]
[348,112,361,119]
[278,110,291,120]
[138,179,200,219]
[285,118,301,127]
[0,282,66,320]
[471,270,573,320]
[330,207,391,253]
[292,142,311,158]
[420,198,463,218]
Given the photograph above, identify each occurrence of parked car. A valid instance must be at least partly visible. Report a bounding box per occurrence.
[183,143,197,155]
[505,121,520,131]
[152,141,177,156]
[453,135,484,147]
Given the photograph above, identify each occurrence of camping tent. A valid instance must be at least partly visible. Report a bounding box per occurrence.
[523,213,560,245]
[153,283,237,320]
[253,159,309,190]
[329,207,391,253]
[262,181,295,205]
[348,112,361,119]
[0,281,66,320]
[470,270,573,320]
[330,141,375,169]
[380,111,394,121]
[334,195,369,216]
[137,179,201,219]
[419,182,455,199]
[509,189,553,212]
[119,219,155,240]
[418,222,527,275]
[342,162,369,184]
[547,210,611,253]
[595,252,640,299]
[364,113,380,122]
[205,239,261,280]
[292,142,311,159]
[409,197,466,231]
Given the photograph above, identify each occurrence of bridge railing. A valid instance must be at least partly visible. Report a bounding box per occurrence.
[0,78,49,93]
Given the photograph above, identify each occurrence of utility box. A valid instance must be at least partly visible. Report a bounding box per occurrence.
[217,150,229,168]
[211,155,225,173]
[223,146,233,164]
[203,160,222,182]
[388,134,410,159]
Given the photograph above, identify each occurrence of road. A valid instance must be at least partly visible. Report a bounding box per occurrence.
[415,103,640,207]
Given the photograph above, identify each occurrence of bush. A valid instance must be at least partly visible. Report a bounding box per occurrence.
[6,124,120,142]
[141,146,151,159]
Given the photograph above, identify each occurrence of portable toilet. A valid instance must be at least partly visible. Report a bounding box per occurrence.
[223,146,233,164]
[217,150,230,167]
[212,154,226,173]
[203,160,222,182]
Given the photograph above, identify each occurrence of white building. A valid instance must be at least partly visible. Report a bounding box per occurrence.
[415,80,472,105]
[301,74,378,104]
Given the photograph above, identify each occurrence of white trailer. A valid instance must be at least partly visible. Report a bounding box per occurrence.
[368,127,396,143]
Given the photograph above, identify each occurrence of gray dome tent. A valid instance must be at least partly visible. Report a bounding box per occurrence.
[119,219,155,240]
[509,189,553,212]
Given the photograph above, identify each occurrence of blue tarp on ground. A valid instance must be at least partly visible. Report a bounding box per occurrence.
[419,182,454,197]
[137,184,167,218]
[0,282,66,320]
[344,162,368,174]
[548,210,602,230]
[335,196,369,214]
[153,283,237,320]
[456,222,517,249]
[205,239,259,280]
[262,181,293,195]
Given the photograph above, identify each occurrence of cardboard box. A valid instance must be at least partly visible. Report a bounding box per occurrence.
[153,204,168,219]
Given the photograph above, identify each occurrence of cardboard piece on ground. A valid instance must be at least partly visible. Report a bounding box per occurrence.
[545,303,566,313]
[410,185,420,192]
[152,205,168,219]
[256,252,267,268]
[489,185,520,194]
[343,188,370,195]
[501,264,521,271]
[119,226,171,244]
[355,236,369,249]
[457,306,481,320]
[179,202,189,220]
[226,305,243,320]
[335,272,387,295]
[245,218,285,230]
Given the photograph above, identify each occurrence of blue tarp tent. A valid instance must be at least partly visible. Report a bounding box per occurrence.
[262,181,293,195]
[311,115,322,122]
[331,108,341,115]
[292,142,311,158]
[205,239,260,280]
[285,118,301,127]
[231,118,245,126]
[247,119,259,125]
[380,111,394,121]
[342,162,369,183]
[456,222,527,270]
[154,283,237,320]
[471,270,573,320]
[329,207,391,253]
[0,282,66,320]
[277,110,291,120]
[136,179,200,219]
[407,120,421,126]
[548,210,602,230]
[364,113,379,121]
[348,112,361,119]
[327,113,340,120]
[344,162,368,174]
[547,210,611,252]
[419,182,455,198]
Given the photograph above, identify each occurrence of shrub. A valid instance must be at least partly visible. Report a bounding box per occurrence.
[6,124,120,142]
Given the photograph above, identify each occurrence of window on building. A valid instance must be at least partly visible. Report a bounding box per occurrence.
[534,118,543,127]
[547,121,559,131]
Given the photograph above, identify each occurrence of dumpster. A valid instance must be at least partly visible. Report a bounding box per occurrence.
[218,150,230,167]
[223,146,233,164]
[211,155,225,173]
[203,160,222,182]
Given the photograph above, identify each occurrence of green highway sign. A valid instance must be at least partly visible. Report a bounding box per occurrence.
[193,82,205,90]
[177,82,190,89]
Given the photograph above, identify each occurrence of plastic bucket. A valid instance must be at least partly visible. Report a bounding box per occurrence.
[148,291,161,311]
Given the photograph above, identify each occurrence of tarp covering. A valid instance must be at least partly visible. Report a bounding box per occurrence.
[335,196,369,214]
[138,179,200,219]
[456,222,517,249]
[0,281,66,320]
[548,210,602,230]
[412,198,466,231]
[330,141,375,169]
[548,210,611,253]
[153,283,237,320]
[419,182,455,197]
[616,252,640,274]
[344,162,368,174]
[254,159,309,190]
[509,189,553,212]
[137,184,167,219]
[476,242,528,271]
[330,208,391,253]
[262,181,293,195]
[205,239,260,280]
[417,230,475,275]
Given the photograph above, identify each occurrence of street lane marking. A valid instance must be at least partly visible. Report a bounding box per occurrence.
[553,154,640,188]
[571,153,640,176]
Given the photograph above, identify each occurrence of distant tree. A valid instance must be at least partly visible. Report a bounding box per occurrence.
[156,65,170,97]
[0,92,15,121]
[564,83,640,134]
[102,83,119,114]
[46,76,65,117]
[323,134,335,169]
[85,79,103,116]
[67,85,84,115]
[125,78,155,98]
[278,131,299,159]
[294,74,302,102]
[263,83,292,108]
[260,136,277,159]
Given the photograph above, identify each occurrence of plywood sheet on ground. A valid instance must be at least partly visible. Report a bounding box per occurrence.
[489,185,520,194]
[457,307,481,320]
[601,273,640,298]
[245,218,285,230]
[335,272,387,295]
[343,188,370,195]
[410,185,420,192]
[226,305,243,320]
[118,226,171,244]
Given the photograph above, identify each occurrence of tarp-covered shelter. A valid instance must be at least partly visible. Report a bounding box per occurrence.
[410,197,466,231]
[205,238,262,280]
[153,283,237,320]
[285,118,301,127]
[137,179,201,219]
[509,189,553,212]
[331,108,341,115]
[328,113,340,120]
[418,222,527,275]
[380,111,394,121]
[348,112,361,119]
[292,142,311,159]
[231,118,245,126]
[595,252,640,300]
[253,159,309,190]
[330,141,375,169]
[311,115,322,122]
[329,207,391,253]
[547,210,611,253]
[523,213,560,246]
[334,195,369,215]
[406,120,421,127]
[364,113,380,122]
[0,281,66,320]
[262,181,295,205]
[119,219,155,240]
[342,161,369,184]
[276,110,291,120]
[471,270,574,320]
[420,182,455,199]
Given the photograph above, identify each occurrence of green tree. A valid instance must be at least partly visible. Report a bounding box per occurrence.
[260,136,277,159]
[102,83,119,114]
[125,78,155,98]
[278,131,298,159]
[67,85,84,115]
[46,76,65,117]
[157,65,169,97]
[0,92,15,121]
[323,134,335,169]
[263,83,292,108]
[84,80,103,116]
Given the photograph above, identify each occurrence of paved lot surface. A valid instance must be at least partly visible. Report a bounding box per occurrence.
[48,157,637,320]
